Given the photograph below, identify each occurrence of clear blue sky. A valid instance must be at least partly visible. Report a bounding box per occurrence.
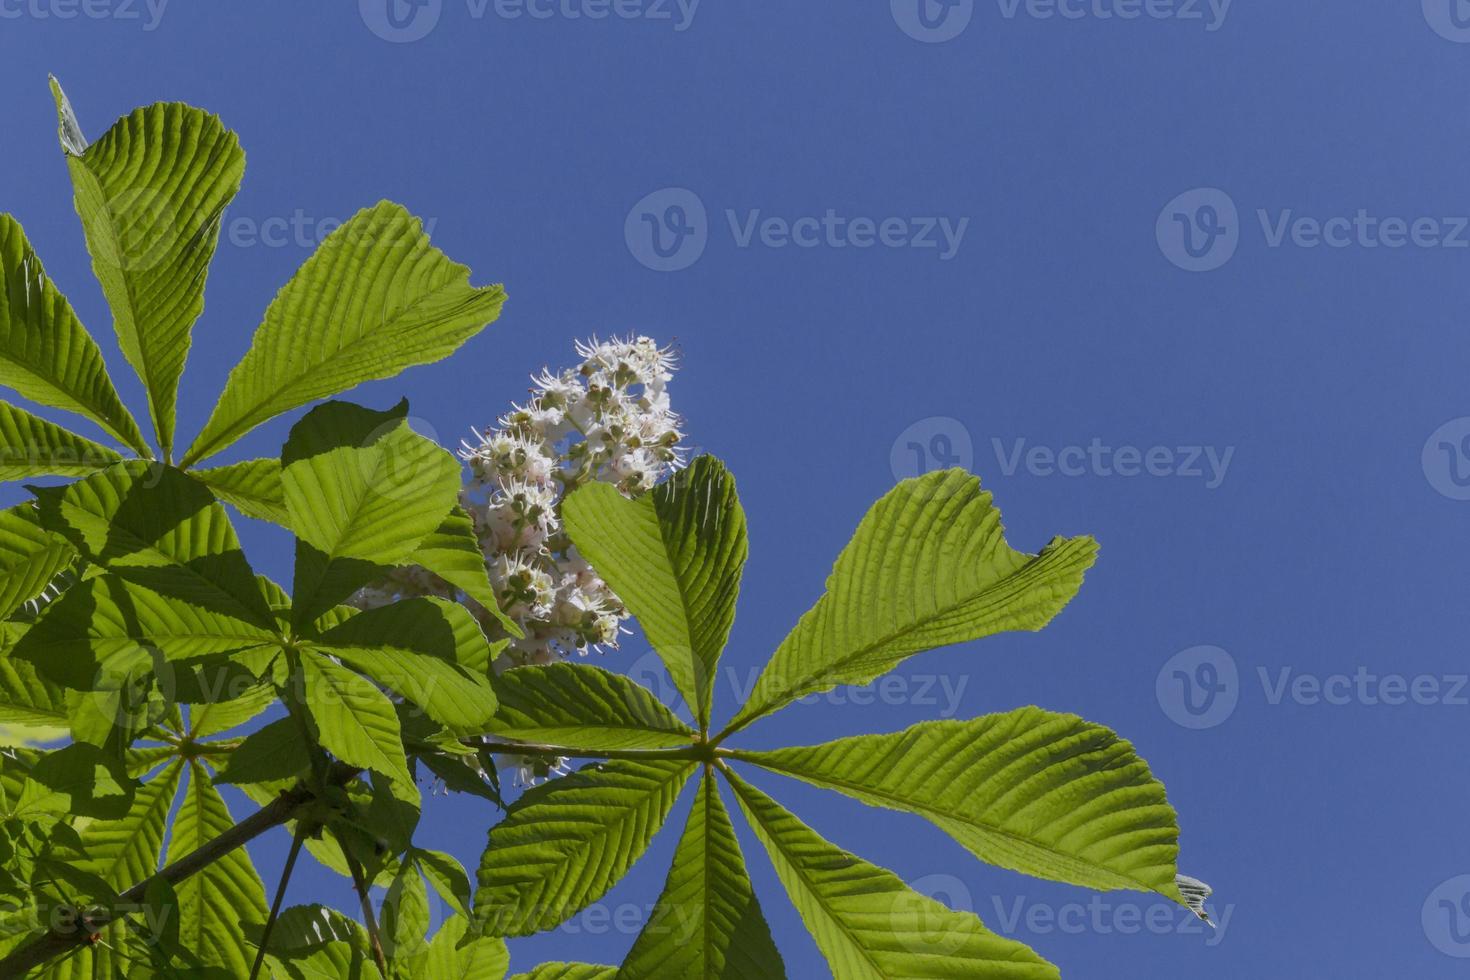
[2,2,1466,976]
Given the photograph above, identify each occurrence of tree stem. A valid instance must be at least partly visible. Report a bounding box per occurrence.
[339,834,390,977]
[0,764,360,977]
[249,823,307,980]
[478,739,727,763]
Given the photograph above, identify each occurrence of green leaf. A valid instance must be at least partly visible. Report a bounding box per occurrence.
[727,470,1097,734]
[737,707,1186,904]
[510,966,616,980]
[487,662,694,750]
[77,758,183,889]
[310,596,497,731]
[191,457,287,526]
[0,401,121,480]
[404,504,519,634]
[619,769,784,979]
[187,676,277,736]
[0,644,69,733]
[51,79,245,458]
[0,503,76,620]
[563,456,747,730]
[213,717,309,786]
[0,212,148,455]
[31,460,278,629]
[382,857,431,961]
[13,742,134,820]
[13,575,278,690]
[414,914,509,980]
[248,903,367,953]
[280,401,461,625]
[725,769,1059,980]
[473,759,694,936]
[166,760,267,976]
[413,848,473,920]
[298,650,413,787]
[182,201,506,465]
[266,942,377,979]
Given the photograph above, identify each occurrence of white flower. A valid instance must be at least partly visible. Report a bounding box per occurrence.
[351,336,686,791]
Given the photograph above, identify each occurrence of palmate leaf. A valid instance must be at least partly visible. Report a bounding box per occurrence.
[0,503,75,621]
[310,596,498,731]
[737,707,1187,904]
[563,456,747,730]
[727,469,1098,734]
[281,400,462,625]
[297,650,413,787]
[0,401,121,480]
[191,457,287,526]
[182,201,506,466]
[473,759,694,937]
[30,460,278,629]
[166,759,268,977]
[51,78,245,459]
[619,769,783,979]
[724,770,1059,980]
[0,213,148,456]
[487,662,694,751]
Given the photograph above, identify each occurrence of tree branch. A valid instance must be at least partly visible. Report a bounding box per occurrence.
[0,765,359,978]
[249,821,307,980]
[339,834,389,977]
[478,739,723,763]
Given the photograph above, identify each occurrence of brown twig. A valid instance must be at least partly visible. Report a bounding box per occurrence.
[248,822,307,980]
[338,833,389,977]
[0,765,360,977]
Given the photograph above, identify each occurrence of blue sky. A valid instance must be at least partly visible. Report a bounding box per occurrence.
[2,1,1467,976]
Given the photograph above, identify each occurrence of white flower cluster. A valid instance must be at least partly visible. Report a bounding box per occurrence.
[351,336,684,674]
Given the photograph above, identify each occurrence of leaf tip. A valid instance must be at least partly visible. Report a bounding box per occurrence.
[48,75,88,156]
